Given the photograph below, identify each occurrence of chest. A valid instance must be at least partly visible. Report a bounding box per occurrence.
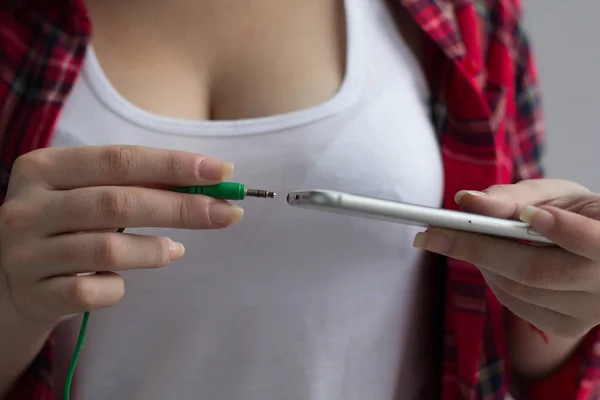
[53,5,444,396]
[85,0,423,121]
[58,0,441,202]
[86,0,345,120]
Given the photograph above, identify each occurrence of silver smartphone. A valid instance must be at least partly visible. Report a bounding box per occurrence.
[286,189,552,245]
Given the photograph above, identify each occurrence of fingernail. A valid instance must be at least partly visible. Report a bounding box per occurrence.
[197,158,234,180]
[413,231,452,253]
[169,241,185,259]
[209,203,244,225]
[519,205,555,231]
[222,163,234,179]
[454,190,484,204]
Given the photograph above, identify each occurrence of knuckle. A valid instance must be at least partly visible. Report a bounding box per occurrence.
[483,184,510,197]
[165,153,189,179]
[110,278,126,304]
[515,179,549,191]
[546,194,594,212]
[93,235,125,267]
[98,189,135,222]
[175,194,203,227]
[516,179,537,187]
[150,237,172,266]
[177,195,191,226]
[196,196,217,227]
[576,199,600,220]
[0,200,38,233]
[553,179,590,193]
[68,279,100,309]
[12,150,52,179]
[100,146,137,180]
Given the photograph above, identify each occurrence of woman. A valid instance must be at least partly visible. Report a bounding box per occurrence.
[1,0,600,399]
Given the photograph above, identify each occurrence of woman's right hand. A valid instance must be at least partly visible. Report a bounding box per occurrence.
[0,145,242,325]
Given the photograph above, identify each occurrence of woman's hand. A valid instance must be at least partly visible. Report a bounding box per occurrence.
[0,145,241,325]
[413,179,600,340]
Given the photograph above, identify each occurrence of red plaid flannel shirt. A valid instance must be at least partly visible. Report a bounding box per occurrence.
[2,0,600,399]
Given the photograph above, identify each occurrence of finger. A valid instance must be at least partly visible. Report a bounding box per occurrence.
[485,279,590,338]
[455,179,589,219]
[543,193,600,219]
[18,233,184,279]
[481,270,596,320]
[413,228,595,291]
[44,187,244,234]
[37,272,126,317]
[13,145,233,190]
[520,205,600,261]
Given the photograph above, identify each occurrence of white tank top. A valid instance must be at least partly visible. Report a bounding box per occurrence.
[52,1,444,399]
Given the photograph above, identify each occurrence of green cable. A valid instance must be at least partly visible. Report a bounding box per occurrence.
[63,228,124,400]
[63,183,274,399]
[63,311,90,400]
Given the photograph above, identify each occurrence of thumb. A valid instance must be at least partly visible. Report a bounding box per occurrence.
[521,205,600,261]
[455,190,518,219]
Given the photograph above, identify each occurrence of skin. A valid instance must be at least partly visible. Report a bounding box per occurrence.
[0,0,594,396]
[1,0,352,394]
[413,179,600,380]
[85,0,348,120]
[0,146,241,395]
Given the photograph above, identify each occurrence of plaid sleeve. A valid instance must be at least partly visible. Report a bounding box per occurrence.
[510,20,545,182]
[1,0,90,398]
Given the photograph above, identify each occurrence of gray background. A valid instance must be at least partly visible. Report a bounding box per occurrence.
[524,2,599,190]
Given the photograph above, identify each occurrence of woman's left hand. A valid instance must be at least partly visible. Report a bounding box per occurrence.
[413,179,600,339]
